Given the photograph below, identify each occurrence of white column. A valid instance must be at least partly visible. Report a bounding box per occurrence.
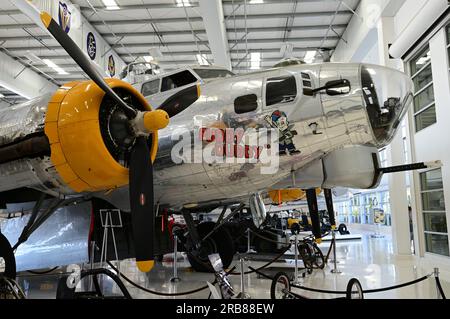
[199,0,232,70]
[378,17,412,255]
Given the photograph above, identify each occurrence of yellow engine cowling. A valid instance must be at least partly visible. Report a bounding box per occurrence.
[44,79,157,193]
[268,188,322,204]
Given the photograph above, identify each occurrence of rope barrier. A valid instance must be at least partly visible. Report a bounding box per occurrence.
[229,244,292,276]
[106,261,236,297]
[249,229,291,246]
[293,274,431,295]
[26,267,59,275]
[95,224,294,296]
[363,275,431,294]
[435,277,447,300]
[324,238,335,263]
[250,266,434,295]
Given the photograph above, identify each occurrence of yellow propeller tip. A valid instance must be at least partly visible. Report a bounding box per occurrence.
[40,12,52,28]
[137,260,155,272]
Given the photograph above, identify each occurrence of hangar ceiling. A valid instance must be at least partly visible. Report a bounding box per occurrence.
[0,0,360,95]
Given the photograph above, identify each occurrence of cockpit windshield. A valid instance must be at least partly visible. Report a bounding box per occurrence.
[120,62,160,80]
[193,68,235,80]
[361,65,413,147]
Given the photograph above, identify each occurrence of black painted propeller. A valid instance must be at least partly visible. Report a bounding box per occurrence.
[129,136,155,271]
[40,12,164,272]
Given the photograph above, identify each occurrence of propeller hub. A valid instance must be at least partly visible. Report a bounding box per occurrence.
[133,110,169,136]
[144,110,170,132]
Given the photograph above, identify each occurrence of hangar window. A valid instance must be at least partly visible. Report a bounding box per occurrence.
[410,46,436,132]
[161,70,198,92]
[420,169,449,256]
[265,76,297,107]
[141,79,160,96]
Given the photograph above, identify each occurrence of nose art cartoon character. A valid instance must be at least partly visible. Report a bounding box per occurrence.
[265,111,300,156]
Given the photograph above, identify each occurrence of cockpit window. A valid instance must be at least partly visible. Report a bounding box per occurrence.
[266,76,297,106]
[161,70,198,92]
[158,85,199,118]
[361,65,412,146]
[193,69,235,79]
[141,79,160,96]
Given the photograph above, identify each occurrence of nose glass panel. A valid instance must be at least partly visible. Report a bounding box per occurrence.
[361,65,413,147]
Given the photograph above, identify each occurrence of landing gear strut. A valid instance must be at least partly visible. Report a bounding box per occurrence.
[183,205,242,273]
[306,189,322,242]
[324,189,337,230]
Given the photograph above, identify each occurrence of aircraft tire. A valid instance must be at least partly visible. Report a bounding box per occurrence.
[0,232,16,279]
[271,272,291,299]
[187,222,235,272]
[56,275,76,299]
[312,244,325,269]
[338,223,350,235]
[346,278,364,299]
[298,242,314,273]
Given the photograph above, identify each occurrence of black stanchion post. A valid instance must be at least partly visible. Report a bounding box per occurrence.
[434,268,441,299]
[246,228,256,254]
[330,230,341,274]
[170,234,181,283]
[293,234,301,285]
[236,257,251,299]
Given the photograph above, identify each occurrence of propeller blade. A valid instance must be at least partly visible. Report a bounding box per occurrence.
[129,136,155,272]
[40,12,137,119]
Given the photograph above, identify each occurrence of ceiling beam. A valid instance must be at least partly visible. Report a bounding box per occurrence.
[89,11,352,26]
[15,46,334,60]
[80,2,201,11]
[0,23,37,30]
[0,10,23,16]
[0,24,347,42]
[76,0,355,11]
[5,36,338,52]
[42,57,299,74]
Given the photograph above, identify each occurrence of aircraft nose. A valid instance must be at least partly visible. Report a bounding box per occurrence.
[360,64,413,147]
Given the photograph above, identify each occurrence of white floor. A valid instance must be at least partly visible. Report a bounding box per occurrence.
[16,226,450,299]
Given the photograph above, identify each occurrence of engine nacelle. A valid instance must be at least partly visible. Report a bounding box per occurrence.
[45,79,155,193]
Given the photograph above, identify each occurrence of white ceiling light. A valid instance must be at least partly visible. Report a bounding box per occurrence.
[42,59,69,75]
[149,47,163,58]
[176,0,191,7]
[250,0,264,3]
[102,0,120,10]
[250,52,261,70]
[304,50,317,64]
[143,56,154,62]
[196,54,209,65]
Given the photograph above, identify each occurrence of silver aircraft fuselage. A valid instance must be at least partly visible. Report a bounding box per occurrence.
[144,63,412,208]
[0,63,413,211]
